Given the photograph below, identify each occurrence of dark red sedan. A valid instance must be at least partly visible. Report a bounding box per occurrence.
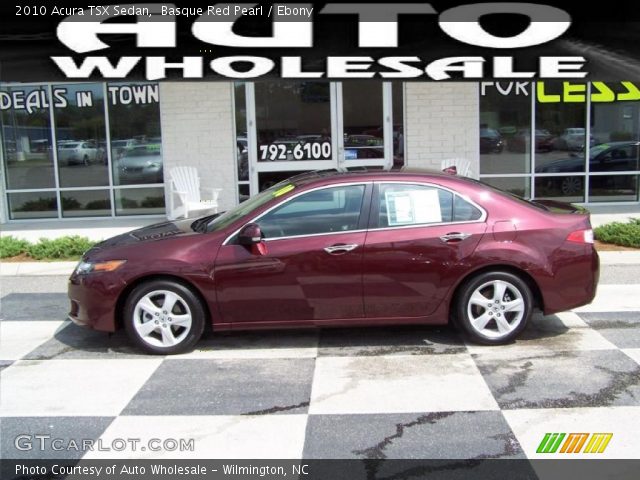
[68,169,599,354]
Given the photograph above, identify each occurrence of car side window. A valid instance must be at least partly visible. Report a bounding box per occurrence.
[258,185,366,238]
[453,195,483,222]
[377,184,482,227]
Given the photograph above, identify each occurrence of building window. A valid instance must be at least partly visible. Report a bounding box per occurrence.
[479,81,640,204]
[1,82,164,220]
[255,82,332,163]
[1,85,55,191]
[392,82,405,168]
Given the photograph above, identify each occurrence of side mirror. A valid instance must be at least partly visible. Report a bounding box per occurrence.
[238,223,263,245]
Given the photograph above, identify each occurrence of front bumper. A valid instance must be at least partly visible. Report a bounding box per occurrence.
[68,272,127,332]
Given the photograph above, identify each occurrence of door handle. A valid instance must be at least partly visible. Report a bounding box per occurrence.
[324,244,359,254]
[439,232,471,243]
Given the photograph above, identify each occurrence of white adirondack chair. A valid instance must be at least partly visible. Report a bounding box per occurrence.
[168,166,222,220]
[441,158,474,178]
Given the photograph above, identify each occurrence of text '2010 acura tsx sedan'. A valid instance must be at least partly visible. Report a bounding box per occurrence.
[68,169,599,354]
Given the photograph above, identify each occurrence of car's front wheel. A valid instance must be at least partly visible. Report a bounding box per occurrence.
[455,272,533,345]
[123,280,205,354]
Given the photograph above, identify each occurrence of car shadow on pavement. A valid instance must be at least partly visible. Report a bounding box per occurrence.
[24,322,146,359]
[25,314,575,358]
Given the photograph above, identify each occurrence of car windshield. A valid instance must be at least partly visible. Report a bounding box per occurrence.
[480,128,499,138]
[205,181,295,233]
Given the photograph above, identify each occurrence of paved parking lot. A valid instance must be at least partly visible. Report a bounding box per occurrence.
[1,263,639,462]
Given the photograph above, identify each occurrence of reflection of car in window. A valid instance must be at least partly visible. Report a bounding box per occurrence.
[117,145,163,184]
[111,139,139,161]
[507,129,553,153]
[535,141,640,196]
[552,127,599,152]
[479,128,504,154]
[57,141,101,166]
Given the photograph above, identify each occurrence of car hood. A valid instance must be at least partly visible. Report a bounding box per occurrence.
[119,155,161,167]
[90,218,199,251]
[535,156,585,172]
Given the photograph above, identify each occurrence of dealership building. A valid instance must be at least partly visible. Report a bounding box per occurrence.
[1,80,639,232]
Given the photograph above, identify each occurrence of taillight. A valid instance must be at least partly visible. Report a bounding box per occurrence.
[567,229,594,244]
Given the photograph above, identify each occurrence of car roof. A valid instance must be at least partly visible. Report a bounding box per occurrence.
[286,167,471,188]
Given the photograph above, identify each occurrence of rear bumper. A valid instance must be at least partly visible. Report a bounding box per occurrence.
[67,272,126,332]
[540,246,599,315]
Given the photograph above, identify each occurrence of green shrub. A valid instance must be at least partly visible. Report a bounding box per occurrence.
[594,218,640,248]
[25,236,96,260]
[0,236,30,258]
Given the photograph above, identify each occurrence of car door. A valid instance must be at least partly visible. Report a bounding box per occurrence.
[363,182,488,319]
[214,183,371,326]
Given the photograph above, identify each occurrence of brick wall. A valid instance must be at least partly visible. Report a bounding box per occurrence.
[405,83,480,177]
[159,82,237,214]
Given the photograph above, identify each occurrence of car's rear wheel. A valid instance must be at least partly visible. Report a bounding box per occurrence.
[455,272,532,345]
[561,176,583,196]
[123,280,205,355]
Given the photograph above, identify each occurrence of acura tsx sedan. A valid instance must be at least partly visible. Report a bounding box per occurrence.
[68,169,599,354]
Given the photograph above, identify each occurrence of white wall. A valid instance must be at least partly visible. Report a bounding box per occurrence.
[159,82,237,213]
[405,83,480,176]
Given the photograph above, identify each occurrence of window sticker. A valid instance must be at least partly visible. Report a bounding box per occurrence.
[385,188,442,226]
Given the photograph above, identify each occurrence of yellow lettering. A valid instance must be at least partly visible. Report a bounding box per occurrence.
[590,82,615,102]
[563,82,586,102]
[617,81,640,101]
[536,82,561,103]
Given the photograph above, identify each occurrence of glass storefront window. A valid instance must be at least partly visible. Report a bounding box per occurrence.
[392,82,404,168]
[589,175,639,202]
[480,81,639,204]
[54,83,109,188]
[1,85,55,189]
[108,83,162,186]
[255,82,332,162]
[61,189,111,217]
[114,187,165,216]
[2,82,164,220]
[7,191,57,220]
[480,83,531,174]
[234,83,249,181]
[535,175,585,203]
[534,82,588,175]
[343,82,384,160]
[481,177,531,198]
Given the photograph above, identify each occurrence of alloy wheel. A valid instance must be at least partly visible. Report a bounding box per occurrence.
[466,280,525,340]
[132,290,193,348]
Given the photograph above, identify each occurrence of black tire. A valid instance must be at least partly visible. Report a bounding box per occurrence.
[123,279,206,355]
[455,271,533,345]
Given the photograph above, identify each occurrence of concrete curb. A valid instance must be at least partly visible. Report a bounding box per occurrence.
[0,261,77,276]
[1,251,639,276]
[597,251,640,265]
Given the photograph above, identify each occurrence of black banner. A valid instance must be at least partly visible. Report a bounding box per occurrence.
[2,2,640,81]
[3,459,640,480]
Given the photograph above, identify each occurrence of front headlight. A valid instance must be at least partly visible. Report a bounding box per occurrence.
[74,260,126,275]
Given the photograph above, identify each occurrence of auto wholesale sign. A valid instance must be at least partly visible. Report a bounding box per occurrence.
[2,2,640,82]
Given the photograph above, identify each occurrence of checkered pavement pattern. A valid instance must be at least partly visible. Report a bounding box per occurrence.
[1,277,640,461]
